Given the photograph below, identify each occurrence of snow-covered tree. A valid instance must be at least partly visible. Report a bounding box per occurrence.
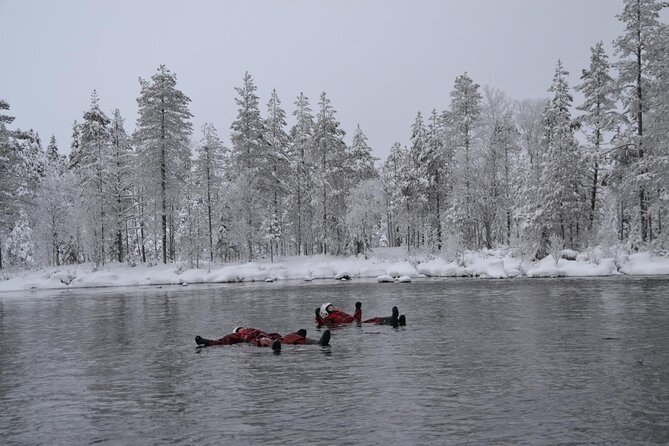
[346,178,385,255]
[108,109,135,262]
[381,142,409,248]
[312,92,348,254]
[614,0,667,244]
[575,41,617,235]
[534,60,588,250]
[447,73,482,247]
[46,134,60,163]
[645,22,669,248]
[194,123,226,262]
[229,72,268,260]
[34,150,76,266]
[6,213,34,268]
[70,91,111,265]
[0,99,17,269]
[477,87,519,247]
[349,124,378,184]
[288,92,315,255]
[134,65,193,263]
[406,111,428,250]
[419,110,450,249]
[263,89,291,261]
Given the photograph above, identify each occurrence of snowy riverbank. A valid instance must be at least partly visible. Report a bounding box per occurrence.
[1,247,668,293]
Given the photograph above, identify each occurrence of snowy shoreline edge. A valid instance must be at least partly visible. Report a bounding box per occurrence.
[1,247,668,293]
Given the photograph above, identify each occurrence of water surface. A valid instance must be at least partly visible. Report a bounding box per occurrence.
[1,277,668,445]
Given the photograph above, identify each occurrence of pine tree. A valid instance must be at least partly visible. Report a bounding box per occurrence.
[194,123,226,262]
[108,109,135,262]
[289,92,315,255]
[264,89,291,261]
[35,140,76,266]
[313,92,348,254]
[346,178,385,255]
[407,111,428,249]
[72,90,111,265]
[349,124,378,184]
[46,135,60,164]
[536,60,588,249]
[381,142,409,248]
[575,42,617,235]
[478,87,518,247]
[229,72,268,260]
[134,65,193,264]
[645,23,669,247]
[614,0,666,243]
[420,110,450,250]
[448,73,482,247]
[0,100,17,269]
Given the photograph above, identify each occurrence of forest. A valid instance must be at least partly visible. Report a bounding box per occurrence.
[0,0,667,270]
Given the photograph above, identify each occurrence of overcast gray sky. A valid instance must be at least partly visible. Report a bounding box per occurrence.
[0,0,634,161]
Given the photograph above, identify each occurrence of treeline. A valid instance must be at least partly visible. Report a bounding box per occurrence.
[0,0,667,269]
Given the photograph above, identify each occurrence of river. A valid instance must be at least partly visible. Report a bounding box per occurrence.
[1,276,668,445]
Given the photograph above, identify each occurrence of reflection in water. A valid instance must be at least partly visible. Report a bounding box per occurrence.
[1,277,669,444]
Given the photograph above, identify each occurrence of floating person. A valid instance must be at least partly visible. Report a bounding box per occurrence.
[315,302,362,327]
[195,327,330,351]
[195,326,280,350]
[316,302,406,328]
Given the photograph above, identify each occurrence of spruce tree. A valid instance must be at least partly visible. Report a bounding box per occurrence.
[72,90,111,265]
[448,73,482,247]
[0,100,17,269]
[575,42,617,234]
[349,125,378,184]
[381,142,408,247]
[478,87,518,247]
[229,72,268,260]
[312,92,348,254]
[264,89,291,261]
[614,0,666,243]
[108,109,135,262]
[537,60,588,249]
[35,136,76,266]
[421,110,449,250]
[289,92,315,255]
[194,123,225,262]
[134,65,193,263]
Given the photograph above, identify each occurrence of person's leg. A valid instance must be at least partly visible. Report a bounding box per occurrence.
[195,333,244,346]
[280,332,307,345]
[210,333,245,345]
[318,329,331,346]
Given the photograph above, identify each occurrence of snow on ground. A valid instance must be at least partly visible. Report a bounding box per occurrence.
[1,246,668,293]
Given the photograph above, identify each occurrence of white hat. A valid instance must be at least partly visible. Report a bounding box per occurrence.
[320,303,333,319]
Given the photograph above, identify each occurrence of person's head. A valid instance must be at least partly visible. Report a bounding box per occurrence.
[320,302,334,318]
[296,329,307,337]
[233,326,244,333]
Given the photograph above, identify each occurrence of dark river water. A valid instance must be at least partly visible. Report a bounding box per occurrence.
[1,277,669,445]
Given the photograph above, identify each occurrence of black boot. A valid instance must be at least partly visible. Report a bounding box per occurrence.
[399,315,406,326]
[195,335,210,347]
[319,329,331,346]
